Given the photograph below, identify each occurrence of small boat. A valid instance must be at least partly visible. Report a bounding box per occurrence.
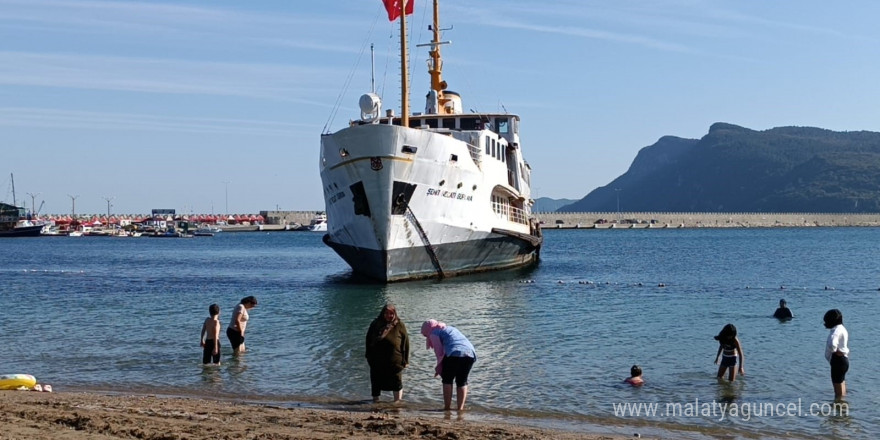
[0,203,44,237]
[149,227,192,238]
[193,224,221,236]
[306,213,328,232]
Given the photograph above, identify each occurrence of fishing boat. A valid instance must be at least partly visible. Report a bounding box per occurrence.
[318,0,542,282]
[0,203,43,237]
[1,174,44,237]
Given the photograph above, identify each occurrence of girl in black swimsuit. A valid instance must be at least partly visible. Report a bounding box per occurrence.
[714,323,745,382]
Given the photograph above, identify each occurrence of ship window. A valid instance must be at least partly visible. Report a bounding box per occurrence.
[497,118,510,134]
[484,137,490,155]
[442,118,456,129]
[402,145,418,154]
[450,154,458,162]
[460,117,478,130]
[491,140,496,159]
[408,118,421,128]
[425,118,439,128]
[501,146,506,163]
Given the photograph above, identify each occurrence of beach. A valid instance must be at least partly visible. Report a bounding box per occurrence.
[0,391,633,440]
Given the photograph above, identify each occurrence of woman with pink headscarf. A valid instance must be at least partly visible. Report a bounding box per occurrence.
[421,319,476,411]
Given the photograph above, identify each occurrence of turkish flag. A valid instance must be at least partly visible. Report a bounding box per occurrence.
[382,0,414,22]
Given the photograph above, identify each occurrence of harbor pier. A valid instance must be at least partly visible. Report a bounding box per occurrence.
[535,212,880,229]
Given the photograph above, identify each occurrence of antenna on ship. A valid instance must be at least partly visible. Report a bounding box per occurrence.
[417,0,452,115]
[370,43,375,94]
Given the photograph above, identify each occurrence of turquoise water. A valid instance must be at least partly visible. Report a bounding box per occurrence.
[2,228,878,439]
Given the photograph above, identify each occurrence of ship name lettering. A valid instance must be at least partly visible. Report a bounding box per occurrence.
[328,191,346,204]
[425,188,472,202]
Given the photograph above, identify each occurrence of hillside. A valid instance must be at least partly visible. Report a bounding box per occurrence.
[559,123,880,213]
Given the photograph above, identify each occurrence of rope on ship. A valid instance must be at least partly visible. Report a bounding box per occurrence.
[405,206,445,279]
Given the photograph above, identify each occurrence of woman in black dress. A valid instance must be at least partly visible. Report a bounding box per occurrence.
[365,304,410,402]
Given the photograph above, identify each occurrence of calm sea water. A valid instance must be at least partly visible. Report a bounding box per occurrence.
[2,228,878,439]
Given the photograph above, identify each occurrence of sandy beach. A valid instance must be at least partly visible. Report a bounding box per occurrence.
[0,390,636,440]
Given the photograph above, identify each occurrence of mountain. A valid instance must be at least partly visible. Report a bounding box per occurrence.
[533,197,577,212]
[560,123,880,213]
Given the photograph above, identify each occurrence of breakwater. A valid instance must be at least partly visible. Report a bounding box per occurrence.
[535,212,880,228]
[256,211,880,231]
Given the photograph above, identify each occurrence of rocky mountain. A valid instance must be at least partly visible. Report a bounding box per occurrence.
[559,123,880,213]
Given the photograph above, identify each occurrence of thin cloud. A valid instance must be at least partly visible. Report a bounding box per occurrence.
[0,51,340,104]
[0,107,314,136]
[447,1,871,56]
[0,0,370,52]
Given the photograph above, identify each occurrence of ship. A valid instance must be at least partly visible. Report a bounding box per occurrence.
[318,0,542,282]
[0,202,43,237]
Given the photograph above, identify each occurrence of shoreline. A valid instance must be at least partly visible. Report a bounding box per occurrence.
[0,390,651,440]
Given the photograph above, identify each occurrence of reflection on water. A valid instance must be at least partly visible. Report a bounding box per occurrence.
[2,230,879,439]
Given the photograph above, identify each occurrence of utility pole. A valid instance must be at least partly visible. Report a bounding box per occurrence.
[67,194,79,217]
[615,188,622,222]
[26,192,40,217]
[103,196,114,220]
[222,181,230,214]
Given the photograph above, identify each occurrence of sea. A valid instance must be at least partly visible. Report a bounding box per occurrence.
[2,228,878,439]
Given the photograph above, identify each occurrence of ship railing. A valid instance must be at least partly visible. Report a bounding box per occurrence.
[492,202,529,226]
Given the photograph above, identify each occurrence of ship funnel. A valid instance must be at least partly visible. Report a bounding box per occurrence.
[359,93,381,122]
[444,91,462,115]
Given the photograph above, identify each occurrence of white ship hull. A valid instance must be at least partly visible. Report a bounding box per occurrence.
[320,124,541,282]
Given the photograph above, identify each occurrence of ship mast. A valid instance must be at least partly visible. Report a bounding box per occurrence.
[400,0,409,127]
[10,173,16,207]
[428,0,449,113]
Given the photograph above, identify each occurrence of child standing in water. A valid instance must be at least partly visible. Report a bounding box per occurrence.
[714,324,745,381]
[624,365,644,386]
[824,309,849,400]
[200,304,222,365]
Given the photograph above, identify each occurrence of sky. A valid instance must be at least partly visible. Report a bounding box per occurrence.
[3,0,880,215]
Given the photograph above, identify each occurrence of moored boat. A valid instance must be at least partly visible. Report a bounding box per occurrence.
[306,213,328,232]
[318,0,542,281]
[0,203,44,237]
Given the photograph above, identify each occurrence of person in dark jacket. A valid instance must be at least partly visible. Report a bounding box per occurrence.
[365,304,410,402]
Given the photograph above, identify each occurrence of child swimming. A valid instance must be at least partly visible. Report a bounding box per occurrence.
[624,365,644,386]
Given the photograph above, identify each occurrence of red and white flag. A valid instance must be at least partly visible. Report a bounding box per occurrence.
[382,0,414,22]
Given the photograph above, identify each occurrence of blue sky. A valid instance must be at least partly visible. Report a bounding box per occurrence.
[3,0,879,215]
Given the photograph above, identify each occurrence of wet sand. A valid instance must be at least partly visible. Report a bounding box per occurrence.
[0,390,638,440]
